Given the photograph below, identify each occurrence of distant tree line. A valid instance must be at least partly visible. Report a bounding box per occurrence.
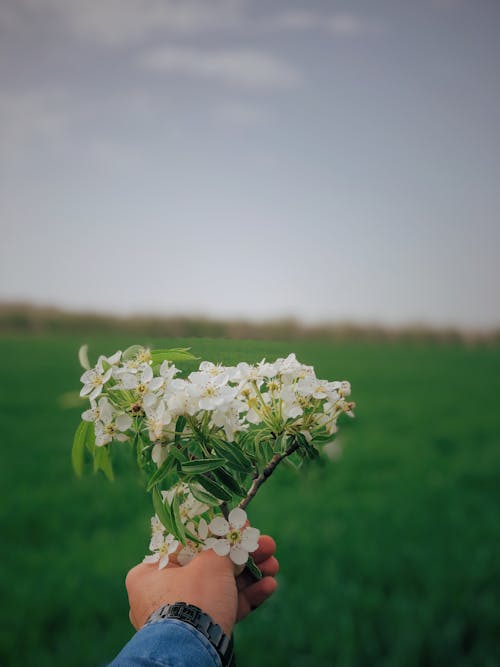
[1,302,498,345]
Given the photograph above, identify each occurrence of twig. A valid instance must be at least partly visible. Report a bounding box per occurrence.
[238,439,299,511]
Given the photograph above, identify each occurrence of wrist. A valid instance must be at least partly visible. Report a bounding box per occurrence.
[145,601,235,667]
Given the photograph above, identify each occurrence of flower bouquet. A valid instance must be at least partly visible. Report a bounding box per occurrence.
[73,345,355,574]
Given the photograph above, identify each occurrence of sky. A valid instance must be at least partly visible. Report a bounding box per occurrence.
[1,0,499,329]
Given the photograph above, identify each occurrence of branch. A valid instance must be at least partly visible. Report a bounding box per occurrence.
[238,439,299,511]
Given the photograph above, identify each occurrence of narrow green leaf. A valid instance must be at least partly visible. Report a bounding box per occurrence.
[195,475,232,501]
[152,487,176,536]
[171,492,187,544]
[175,416,187,446]
[184,525,202,545]
[147,454,177,491]
[295,432,319,459]
[71,421,90,476]
[211,439,253,473]
[181,457,226,474]
[93,444,114,481]
[151,348,198,363]
[245,555,263,581]
[213,468,247,497]
[189,483,221,507]
[274,433,287,453]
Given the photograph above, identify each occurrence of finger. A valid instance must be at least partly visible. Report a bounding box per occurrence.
[251,536,276,565]
[237,576,278,621]
[246,576,278,608]
[236,556,279,592]
[257,556,279,577]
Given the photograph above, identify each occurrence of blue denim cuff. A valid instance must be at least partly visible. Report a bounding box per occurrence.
[108,618,223,667]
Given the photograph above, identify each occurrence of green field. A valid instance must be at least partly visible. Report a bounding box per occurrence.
[1,336,499,667]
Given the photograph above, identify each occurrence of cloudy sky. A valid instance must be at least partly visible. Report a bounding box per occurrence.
[1,0,499,328]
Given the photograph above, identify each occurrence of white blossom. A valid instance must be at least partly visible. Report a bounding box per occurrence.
[206,508,260,566]
[94,411,132,447]
[81,397,112,424]
[177,519,209,566]
[80,362,112,400]
[162,484,210,522]
[143,533,179,569]
[145,400,172,443]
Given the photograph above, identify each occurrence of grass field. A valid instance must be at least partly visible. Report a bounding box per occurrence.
[1,335,499,667]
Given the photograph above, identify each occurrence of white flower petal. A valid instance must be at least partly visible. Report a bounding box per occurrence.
[81,408,95,422]
[167,539,180,554]
[229,546,249,565]
[228,507,247,530]
[212,539,231,556]
[89,386,102,400]
[149,377,163,391]
[80,370,94,383]
[177,548,196,566]
[143,554,160,564]
[241,527,260,553]
[100,402,113,423]
[143,393,157,408]
[198,518,208,540]
[115,413,132,431]
[107,350,122,365]
[209,517,230,536]
[204,537,218,549]
[78,345,91,370]
[159,554,170,569]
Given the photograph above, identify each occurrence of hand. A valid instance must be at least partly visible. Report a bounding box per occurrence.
[126,535,279,636]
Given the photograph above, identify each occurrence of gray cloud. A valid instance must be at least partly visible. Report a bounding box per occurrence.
[14,0,245,45]
[140,46,301,89]
[211,100,270,126]
[0,90,71,163]
[268,10,384,36]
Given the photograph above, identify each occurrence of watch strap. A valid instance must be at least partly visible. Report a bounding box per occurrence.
[145,601,235,667]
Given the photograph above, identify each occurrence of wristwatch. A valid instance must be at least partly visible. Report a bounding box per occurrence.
[145,601,235,667]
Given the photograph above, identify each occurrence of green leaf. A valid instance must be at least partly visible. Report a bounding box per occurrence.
[273,433,287,453]
[93,444,114,481]
[181,457,226,474]
[195,475,232,501]
[189,483,221,507]
[245,555,263,581]
[136,433,153,469]
[213,467,247,497]
[171,492,187,544]
[295,433,319,460]
[152,486,176,535]
[184,525,202,545]
[175,416,187,446]
[147,454,178,491]
[151,348,198,364]
[211,439,253,473]
[71,421,91,476]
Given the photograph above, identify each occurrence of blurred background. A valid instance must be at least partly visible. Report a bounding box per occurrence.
[1,1,499,666]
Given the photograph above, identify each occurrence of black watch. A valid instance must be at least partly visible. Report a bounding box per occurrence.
[145,601,235,667]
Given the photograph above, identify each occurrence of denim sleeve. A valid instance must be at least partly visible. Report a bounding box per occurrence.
[108,619,223,667]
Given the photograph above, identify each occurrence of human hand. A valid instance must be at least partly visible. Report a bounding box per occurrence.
[126,535,279,636]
